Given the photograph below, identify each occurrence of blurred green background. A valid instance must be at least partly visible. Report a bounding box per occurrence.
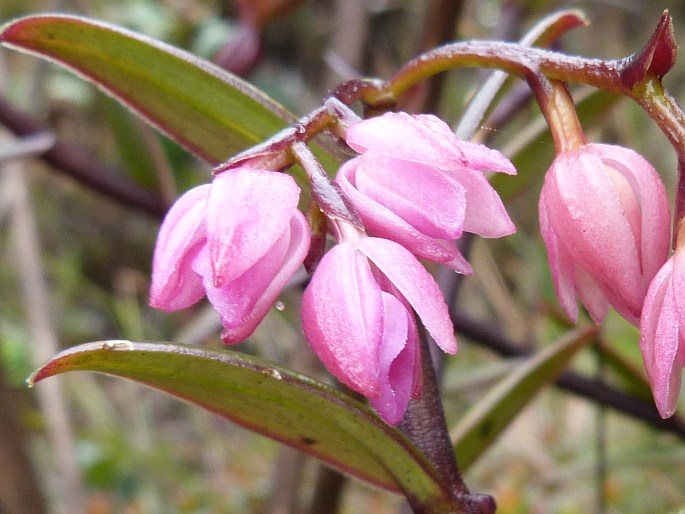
[1,1,684,513]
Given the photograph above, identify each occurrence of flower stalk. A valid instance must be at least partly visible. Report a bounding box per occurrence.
[399,326,496,514]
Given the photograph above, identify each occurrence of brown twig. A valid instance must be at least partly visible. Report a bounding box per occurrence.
[0,95,169,217]
[452,312,685,438]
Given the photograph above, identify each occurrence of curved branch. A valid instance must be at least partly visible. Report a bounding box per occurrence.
[452,311,685,439]
[0,95,169,217]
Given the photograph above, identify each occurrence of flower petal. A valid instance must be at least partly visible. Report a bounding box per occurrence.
[149,184,210,310]
[539,193,580,323]
[351,154,466,239]
[345,112,467,170]
[574,266,609,324]
[337,161,472,273]
[446,166,515,237]
[302,241,383,397]
[196,210,310,343]
[456,139,517,175]
[640,258,681,418]
[207,169,300,287]
[369,292,414,425]
[585,144,670,285]
[358,237,457,354]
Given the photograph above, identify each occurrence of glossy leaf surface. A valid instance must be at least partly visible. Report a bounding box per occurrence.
[29,340,451,505]
[0,14,335,169]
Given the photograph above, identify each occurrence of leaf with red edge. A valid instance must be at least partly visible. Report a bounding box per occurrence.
[29,340,454,507]
[0,14,338,172]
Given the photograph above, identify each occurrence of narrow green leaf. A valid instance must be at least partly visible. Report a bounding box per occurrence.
[29,340,451,505]
[451,326,597,470]
[0,14,338,172]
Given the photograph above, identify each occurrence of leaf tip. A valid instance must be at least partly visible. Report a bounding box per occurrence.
[26,362,52,388]
[621,10,678,87]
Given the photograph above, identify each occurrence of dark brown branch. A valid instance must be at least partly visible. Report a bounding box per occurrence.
[0,95,169,218]
[452,312,685,439]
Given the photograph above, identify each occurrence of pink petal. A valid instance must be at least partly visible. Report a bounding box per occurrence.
[539,194,580,323]
[574,266,609,324]
[338,162,472,273]
[640,258,681,417]
[358,237,457,354]
[641,258,673,382]
[207,169,300,287]
[456,139,517,175]
[545,151,644,320]
[352,154,466,239]
[301,241,383,397]
[345,112,468,170]
[585,144,671,285]
[673,247,685,330]
[369,292,414,425]
[196,210,310,343]
[346,112,516,177]
[149,184,210,310]
[446,166,515,237]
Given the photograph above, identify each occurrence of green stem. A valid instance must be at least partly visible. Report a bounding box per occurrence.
[627,79,685,230]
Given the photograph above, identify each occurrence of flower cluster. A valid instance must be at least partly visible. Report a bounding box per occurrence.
[539,143,671,325]
[337,112,516,274]
[150,105,684,422]
[149,169,311,343]
[150,112,516,424]
[538,141,682,418]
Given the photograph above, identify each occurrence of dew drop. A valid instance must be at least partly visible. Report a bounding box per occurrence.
[275,301,286,311]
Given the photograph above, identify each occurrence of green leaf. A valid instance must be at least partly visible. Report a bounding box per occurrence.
[0,14,337,171]
[451,326,597,470]
[29,340,452,505]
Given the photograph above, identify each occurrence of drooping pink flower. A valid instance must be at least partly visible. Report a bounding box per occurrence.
[337,112,516,274]
[301,235,457,425]
[640,246,685,418]
[150,168,311,342]
[539,143,670,326]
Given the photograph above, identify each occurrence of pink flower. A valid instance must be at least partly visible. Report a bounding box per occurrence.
[301,235,457,425]
[150,168,311,342]
[640,248,685,418]
[539,144,670,325]
[337,112,516,274]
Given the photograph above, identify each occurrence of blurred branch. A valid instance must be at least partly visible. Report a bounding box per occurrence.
[307,465,347,514]
[452,312,685,439]
[0,95,168,217]
[0,366,48,514]
[399,0,464,113]
[267,447,306,514]
[4,154,87,512]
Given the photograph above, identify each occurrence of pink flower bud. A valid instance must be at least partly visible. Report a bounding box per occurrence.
[539,144,670,325]
[640,249,685,418]
[301,235,457,425]
[337,112,516,274]
[150,168,310,343]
